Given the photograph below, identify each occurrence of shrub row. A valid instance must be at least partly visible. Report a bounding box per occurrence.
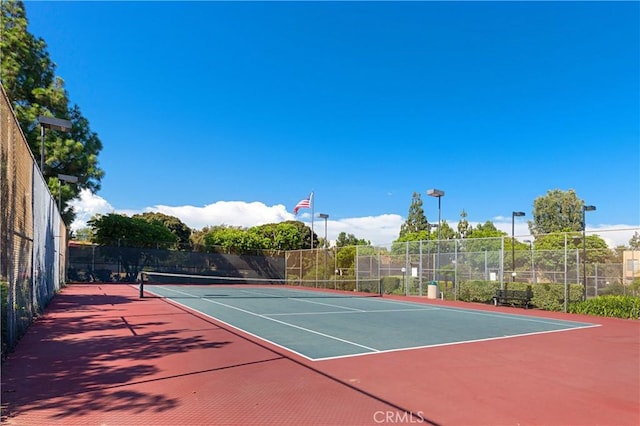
[380,277,639,320]
[568,295,640,320]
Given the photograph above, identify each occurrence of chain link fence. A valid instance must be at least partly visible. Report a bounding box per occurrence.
[68,243,285,283]
[1,84,67,358]
[285,246,377,292]
[356,232,639,302]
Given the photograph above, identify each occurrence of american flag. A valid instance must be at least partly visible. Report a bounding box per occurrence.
[294,193,312,215]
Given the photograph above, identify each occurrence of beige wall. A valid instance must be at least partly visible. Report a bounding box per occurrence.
[622,250,640,284]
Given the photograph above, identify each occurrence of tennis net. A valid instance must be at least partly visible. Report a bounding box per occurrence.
[137,271,382,298]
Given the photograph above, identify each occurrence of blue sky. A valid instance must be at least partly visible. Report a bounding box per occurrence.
[24,1,639,247]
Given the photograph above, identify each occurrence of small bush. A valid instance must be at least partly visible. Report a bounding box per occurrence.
[382,276,402,294]
[458,280,497,303]
[569,295,640,319]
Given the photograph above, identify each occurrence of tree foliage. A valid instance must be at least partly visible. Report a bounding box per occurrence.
[249,222,308,251]
[530,189,585,236]
[399,192,430,239]
[437,220,456,240]
[335,232,370,247]
[199,221,321,253]
[83,214,344,254]
[203,226,259,253]
[336,246,357,273]
[457,209,471,239]
[468,221,506,238]
[282,220,317,249]
[133,212,191,249]
[1,0,104,225]
[87,213,177,249]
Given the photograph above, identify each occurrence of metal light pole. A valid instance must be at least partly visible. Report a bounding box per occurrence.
[56,174,77,285]
[511,211,525,282]
[57,174,78,214]
[482,248,488,281]
[318,213,329,284]
[427,189,444,282]
[582,205,596,300]
[524,239,535,284]
[318,213,329,248]
[38,115,72,173]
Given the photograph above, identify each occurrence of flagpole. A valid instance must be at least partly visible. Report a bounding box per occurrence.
[310,191,314,249]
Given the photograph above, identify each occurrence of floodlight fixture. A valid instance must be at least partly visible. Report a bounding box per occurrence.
[38,115,72,173]
[57,174,78,214]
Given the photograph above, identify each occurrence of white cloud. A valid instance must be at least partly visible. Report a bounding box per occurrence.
[70,191,636,248]
[150,201,292,230]
[69,189,114,230]
[316,214,405,246]
[491,219,637,248]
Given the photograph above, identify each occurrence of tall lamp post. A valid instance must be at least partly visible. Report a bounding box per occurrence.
[38,115,72,173]
[318,213,329,284]
[524,239,535,284]
[511,211,525,282]
[57,174,77,285]
[57,174,78,214]
[582,205,596,300]
[427,189,445,282]
[481,247,488,281]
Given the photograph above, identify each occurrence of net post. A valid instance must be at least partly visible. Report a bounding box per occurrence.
[138,272,144,298]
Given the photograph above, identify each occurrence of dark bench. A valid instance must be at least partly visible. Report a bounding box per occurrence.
[493,286,533,309]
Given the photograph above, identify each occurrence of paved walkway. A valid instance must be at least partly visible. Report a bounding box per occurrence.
[0,283,407,425]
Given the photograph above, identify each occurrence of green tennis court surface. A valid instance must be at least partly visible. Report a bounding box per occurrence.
[142,284,598,361]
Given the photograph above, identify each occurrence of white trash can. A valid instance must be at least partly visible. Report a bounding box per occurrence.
[427,281,439,299]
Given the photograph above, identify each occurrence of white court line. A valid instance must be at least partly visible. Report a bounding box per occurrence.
[233,288,366,312]
[144,285,600,362]
[235,287,443,314]
[151,285,380,353]
[312,323,601,361]
[291,297,365,311]
[331,296,598,328]
[267,307,436,316]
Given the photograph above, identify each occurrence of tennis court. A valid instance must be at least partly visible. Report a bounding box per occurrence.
[2,282,638,425]
[140,280,598,361]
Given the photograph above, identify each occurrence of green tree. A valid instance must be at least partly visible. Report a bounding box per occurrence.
[437,220,456,240]
[332,233,371,273]
[202,222,314,253]
[88,213,177,248]
[203,225,257,253]
[395,230,431,244]
[335,232,370,247]
[533,232,611,283]
[191,221,315,253]
[72,227,93,242]
[457,221,506,272]
[530,189,585,236]
[399,192,430,239]
[249,222,307,251]
[284,220,316,249]
[134,212,192,250]
[190,226,212,251]
[629,232,640,250]
[1,0,104,225]
[87,213,177,281]
[471,221,506,238]
[457,209,471,239]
